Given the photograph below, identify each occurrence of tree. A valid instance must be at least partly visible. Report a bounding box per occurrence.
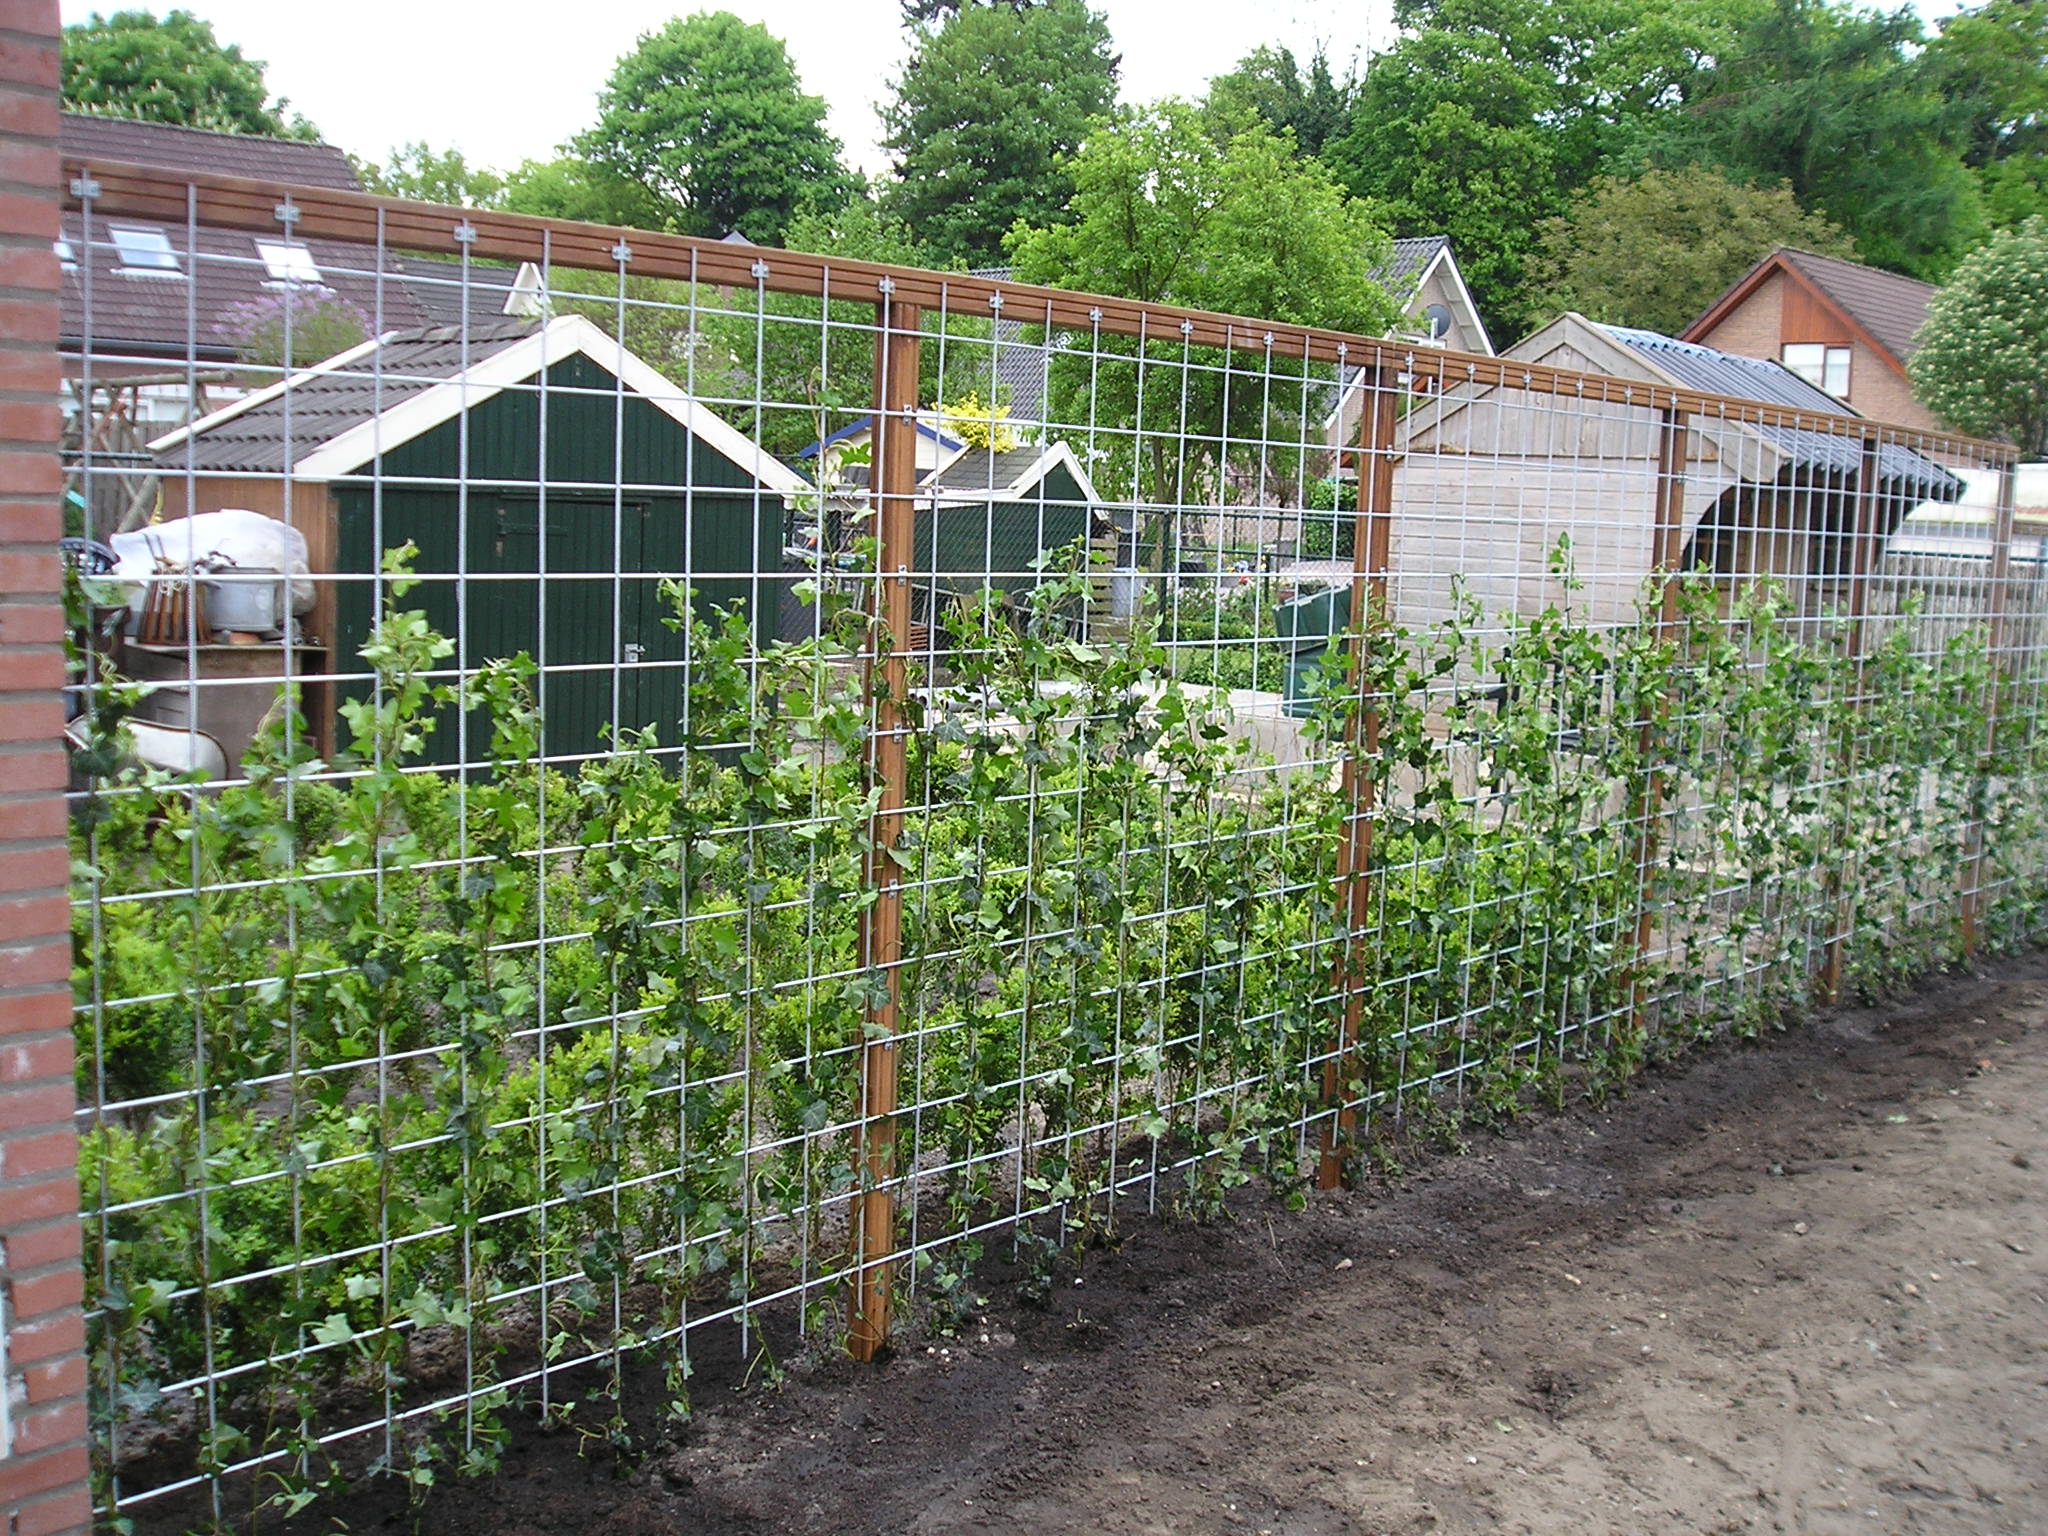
[1205,44,1356,159]
[1927,0,2048,231]
[499,156,670,229]
[1326,0,1756,338]
[215,287,370,374]
[355,143,506,208]
[1009,102,1398,518]
[1909,215,2048,455]
[61,9,316,138]
[881,0,1118,268]
[1525,166,1855,335]
[581,12,852,244]
[1646,0,1983,278]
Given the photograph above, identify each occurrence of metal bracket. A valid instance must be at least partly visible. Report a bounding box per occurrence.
[751,259,771,280]
[273,203,301,226]
[70,176,101,200]
[611,240,634,265]
[452,222,478,246]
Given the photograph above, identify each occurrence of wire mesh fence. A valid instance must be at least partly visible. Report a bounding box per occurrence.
[53,161,2035,1527]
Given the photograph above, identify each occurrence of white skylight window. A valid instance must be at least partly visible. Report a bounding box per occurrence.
[110,225,182,275]
[53,239,75,269]
[256,240,323,286]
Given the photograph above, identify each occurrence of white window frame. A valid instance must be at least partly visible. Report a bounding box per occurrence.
[1783,342,1851,399]
[110,224,182,275]
[256,239,323,287]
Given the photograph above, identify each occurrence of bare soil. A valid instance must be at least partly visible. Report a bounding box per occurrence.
[297,956,2048,1534]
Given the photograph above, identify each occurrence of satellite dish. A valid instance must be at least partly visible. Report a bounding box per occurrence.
[1423,303,1453,342]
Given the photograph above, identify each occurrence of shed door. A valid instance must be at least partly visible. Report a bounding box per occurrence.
[482,496,684,763]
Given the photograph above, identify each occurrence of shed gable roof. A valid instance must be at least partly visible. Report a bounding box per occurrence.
[150,313,809,493]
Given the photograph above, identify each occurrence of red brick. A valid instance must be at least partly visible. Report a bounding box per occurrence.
[0,548,59,592]
[0,189,55,242]
[0,940,69,990]
[0,1,64,33]
[0,447,60,493]
[10,1397,86,1457]
[0,641,59,688]
[0,38,60,92]
[0,342,59,394]
[0,1174,78,1230]
[0,133,55,191]
[23,1350,87,1405]
[0,890,69,934]
[0,1077,71,1131]
[8,1481,94,1536]
[0,793,61,839]
[0,1298,82,1366]
[0,395,57,440]
[0,600,62,643]
[2,1215,82,1269]
[0,1121,70,1178]
[0,692,59,744]
[7,1263,80,1319]
[0,1029,70,1083]
[0,495,56,540]
[0,296,55,345]
[0,86,55,140]
[8,1262,82,1317]
[0,1443,91,1507]
[0,856,61,901]
[0,988,71,1039]
[0,238,56,292]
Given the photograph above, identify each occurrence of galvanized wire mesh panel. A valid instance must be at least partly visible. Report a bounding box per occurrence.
[56,163,2032,1527]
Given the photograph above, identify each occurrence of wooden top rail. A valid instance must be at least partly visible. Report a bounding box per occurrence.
[64,157,2019,467]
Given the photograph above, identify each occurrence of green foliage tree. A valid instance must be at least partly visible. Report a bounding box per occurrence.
[498,155,670,229]
[1928,0,2048,231]
[1326,0,1753,338]
[1525,166,1855,335]
[881,0,1119,268]
[1645,0,1983,278]
[582,12,852,244]
[61,8,315,138]
[1009,101,1398,519]
[355,142,505,208]
[1205,43,1356,159]
[1909,215,2048,455]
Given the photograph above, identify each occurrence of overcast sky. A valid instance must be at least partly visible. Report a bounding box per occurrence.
[57,0,1410,177]
[59,0,1974,181]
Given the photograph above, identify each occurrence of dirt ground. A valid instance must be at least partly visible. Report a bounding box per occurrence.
[318,955,2048,1535]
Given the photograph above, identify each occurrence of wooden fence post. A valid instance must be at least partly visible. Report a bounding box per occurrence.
[848,295,919,1360]
[1628,407,1689,1039]
[1317,367,1396,1191]
[1820,435,1884,1005]
[1961,456,2019,957]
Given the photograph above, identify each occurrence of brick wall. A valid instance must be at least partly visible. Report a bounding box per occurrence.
[1691,269,1785,363]
[0,4,89,1536]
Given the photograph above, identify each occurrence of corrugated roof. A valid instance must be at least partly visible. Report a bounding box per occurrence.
[1602,324,1960,502]
[152,321,535,474]
[1778,249,1935,366]
[60,112,361,190]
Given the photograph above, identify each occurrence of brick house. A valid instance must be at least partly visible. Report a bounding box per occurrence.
[1681,247,1942,435]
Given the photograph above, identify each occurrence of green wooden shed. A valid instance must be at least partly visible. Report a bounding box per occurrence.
[153,314,806,765]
